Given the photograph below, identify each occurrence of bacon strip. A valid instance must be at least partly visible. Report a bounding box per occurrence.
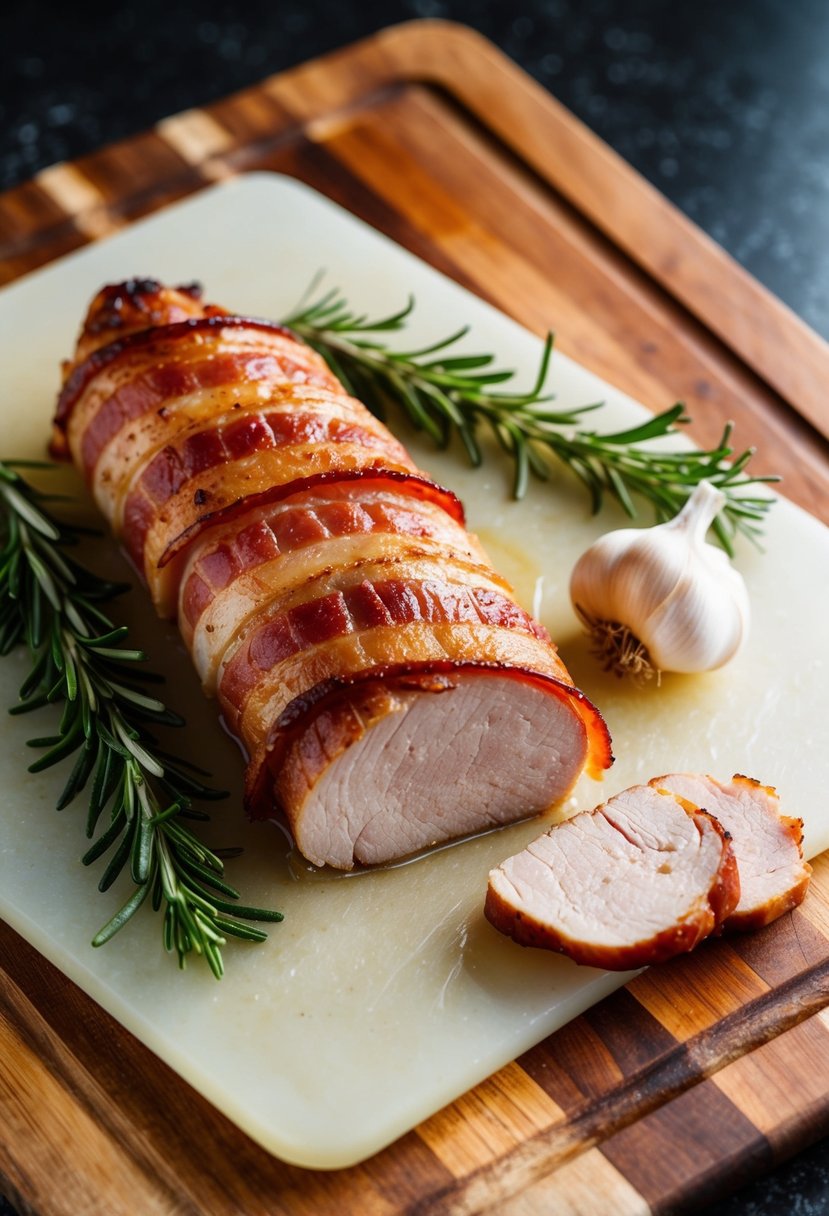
[121,405,410,567]
[79,352,338,479]
[55,315,318,433]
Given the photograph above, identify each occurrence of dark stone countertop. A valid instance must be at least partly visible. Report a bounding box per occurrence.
[2,2,828,1214]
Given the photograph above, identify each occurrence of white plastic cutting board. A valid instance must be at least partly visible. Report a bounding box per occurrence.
[0,173,827,1169]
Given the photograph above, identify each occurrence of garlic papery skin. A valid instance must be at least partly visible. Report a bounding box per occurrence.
[570,481,751,679]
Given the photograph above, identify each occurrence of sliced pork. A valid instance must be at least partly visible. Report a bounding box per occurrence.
[649,773,811,930]
[485,784,740,969]
[53,279,612,870]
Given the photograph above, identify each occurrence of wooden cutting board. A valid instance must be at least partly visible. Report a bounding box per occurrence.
[1,20,828,1216]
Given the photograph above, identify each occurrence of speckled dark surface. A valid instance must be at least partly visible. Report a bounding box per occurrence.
[6,0,829,339]
[2,2,829,1213]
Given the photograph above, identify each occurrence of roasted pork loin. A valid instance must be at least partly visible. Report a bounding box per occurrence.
[53,279,611,869]
[485,784,740,969]
[649,774,811,930]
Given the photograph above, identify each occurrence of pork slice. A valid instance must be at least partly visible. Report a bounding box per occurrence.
[276,669,593,870]
[650,773,811,930]
[485,785,740,969]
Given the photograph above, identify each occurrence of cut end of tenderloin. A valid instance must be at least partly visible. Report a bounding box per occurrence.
[649,773,811,931]
[269,668,595,870]
[485,784,740,970]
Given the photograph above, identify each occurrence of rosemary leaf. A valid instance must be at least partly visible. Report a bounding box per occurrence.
[284,286,778,547]
[0,462,280,976]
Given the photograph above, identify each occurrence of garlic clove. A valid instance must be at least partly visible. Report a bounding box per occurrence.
[570,481,751,680]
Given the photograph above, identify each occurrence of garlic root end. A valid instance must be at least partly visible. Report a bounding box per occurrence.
[575,606,661,685]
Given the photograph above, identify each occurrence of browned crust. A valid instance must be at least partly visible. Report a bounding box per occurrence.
[484,885,717,969]
[483,801,741,971]
[726,777,811,930]
[724,868,812,932]
[53,314,300,437]
[703,811,742,929]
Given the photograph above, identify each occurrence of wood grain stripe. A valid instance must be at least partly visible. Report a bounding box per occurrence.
[201,87,294,146]
[0,178,73,243]
[726,907,829,987]
[515,988,679,1118]
[498,1148,650,1216]
[581,988,678,1073]
[156,110,235,180]
[0,975,186,1216]
[404,960,829,1215]
[799,852,829,937]
[34,163,121,239]
[0,923,400,1216]
[627,944,770,1038]
[519,1019,626,1110]
[74,132,190,208]
[417,1062,563,1176]
[599,1079,770,1215]
[711,1012,829,1144]
[365,1136,456,1211]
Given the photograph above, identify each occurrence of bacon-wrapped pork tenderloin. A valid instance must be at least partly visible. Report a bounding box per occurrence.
[53,280,611,870]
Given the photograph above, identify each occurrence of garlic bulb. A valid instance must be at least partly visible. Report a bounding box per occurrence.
[570,481,750,679]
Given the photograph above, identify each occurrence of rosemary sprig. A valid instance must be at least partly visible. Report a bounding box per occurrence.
[0,462,282,977]
[284,287,778,555]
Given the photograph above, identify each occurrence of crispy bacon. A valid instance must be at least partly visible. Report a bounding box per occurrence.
[160,469,466,569]
[120,405,411,568]
[55,315,316,433]
[53,281,612,869]
[218,575,551,730]
[79,351,338,478]
[181,488,475,630]
[178,484,488,688]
